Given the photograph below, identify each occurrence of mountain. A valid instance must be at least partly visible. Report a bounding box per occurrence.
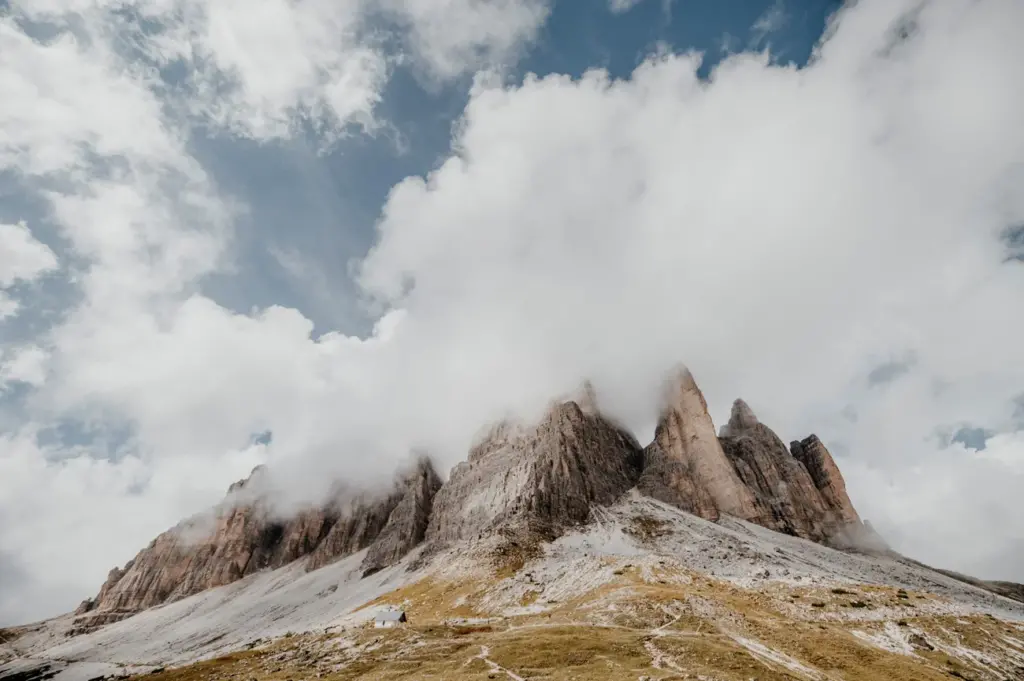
[4,368,1022,681]
[637,370,762,522]
[71,458,441,634]
[717,398,883,549]
[425,398,643,545]
[67,370,902,629]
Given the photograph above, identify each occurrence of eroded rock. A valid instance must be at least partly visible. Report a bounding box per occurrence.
[426,399,643,544]
[74,460,441,632]
[636,370,762,523]
[790,435,862,527]
[718,399,835,541]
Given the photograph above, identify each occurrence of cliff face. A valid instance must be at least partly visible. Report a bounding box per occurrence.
[72,458,441,633]
[636,371,763,523]
[789,434,862,527]
[426,399,644,544]
[718,399,843,541]
[360,459,443,575]
[633,376,875,550]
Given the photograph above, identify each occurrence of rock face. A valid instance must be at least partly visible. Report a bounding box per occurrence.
[718,399,839,541]
[635,377,875,550]
[637,371,762,523]
[713,398,882,548]
[789,435,861,527]
[426,400,644,544]
[360,459,442,575]
[73,458,441,632]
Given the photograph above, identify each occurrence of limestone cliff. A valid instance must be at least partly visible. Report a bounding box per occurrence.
[636,370,763,523]
[426,400,644,544]
[789,434,862,527]
[360,458,442,575]
[718,399,841,541]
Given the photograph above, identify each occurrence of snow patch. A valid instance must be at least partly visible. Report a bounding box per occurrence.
[851,622,917,656]
[730,636,828,680]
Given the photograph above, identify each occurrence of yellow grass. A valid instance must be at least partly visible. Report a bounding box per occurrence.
[133,563,1024,681]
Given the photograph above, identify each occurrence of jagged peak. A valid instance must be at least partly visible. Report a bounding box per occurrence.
[639,367,763,523]
[400,453,442,490]
[575,380,600,415]
[226,464,268,495]
[470,385,625,464]
[467,418,527,462]
[656,366,708,425]
[789,434,862,527]
[718,398,759,437]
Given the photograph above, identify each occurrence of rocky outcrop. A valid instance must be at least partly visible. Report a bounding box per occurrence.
[635,379,877,551]
[73,459,441,632]
[789,435,862,527]
[360,459,442,575]
[713,399,884,548]
[637,371,763,523]
[427,400,643,544]
[718,399,839,541]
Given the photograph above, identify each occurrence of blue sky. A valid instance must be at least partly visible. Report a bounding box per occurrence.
[198,0,843,337]
[2,0,1023,626]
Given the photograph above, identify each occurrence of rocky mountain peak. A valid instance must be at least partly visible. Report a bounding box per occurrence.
[717,400,836,541]
[713,399,873,545]
[719,398,760,437]
[790,435,862,527]
[226,464,267,496]
[575,380,600,415]
[426,397,643,545]
[636,369,763,523]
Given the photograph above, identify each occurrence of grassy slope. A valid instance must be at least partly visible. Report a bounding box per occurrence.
[134,560,1024,681]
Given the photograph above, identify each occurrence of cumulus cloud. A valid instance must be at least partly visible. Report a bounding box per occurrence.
[383,0,551,81]
[0,0,552,625]
[608,0,645,15]
[751,0,787,45]
[0,222,57,286]
[1,345,49,389]
[0,221,58,319]
[2,0,1024,626]
[356,0,1024,580]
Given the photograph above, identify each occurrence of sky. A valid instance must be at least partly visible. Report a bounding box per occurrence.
[1,0,1022,626]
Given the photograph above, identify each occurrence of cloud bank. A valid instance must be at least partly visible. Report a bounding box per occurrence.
[2,0,1023,624]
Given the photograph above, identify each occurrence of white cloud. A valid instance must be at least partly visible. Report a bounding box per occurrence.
[751,0,787,45]
[159,0,388,142]
[0,220,58,319]
[0,293,17,320]
[359,0,1024,575]
[0,221,58,286]
[3,0,1024,628]
[608,0,645,15]
[383,0,551,81]
[0,0,555,625]
[1,345,49,388]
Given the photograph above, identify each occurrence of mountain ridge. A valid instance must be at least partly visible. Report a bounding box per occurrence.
[68,369,889,633]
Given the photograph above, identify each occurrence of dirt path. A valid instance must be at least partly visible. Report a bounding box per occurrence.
[475,645,525,681]
[643,639,685,674]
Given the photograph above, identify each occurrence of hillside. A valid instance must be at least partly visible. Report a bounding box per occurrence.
[2,371,1022,681]
[2,494,1023,681]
